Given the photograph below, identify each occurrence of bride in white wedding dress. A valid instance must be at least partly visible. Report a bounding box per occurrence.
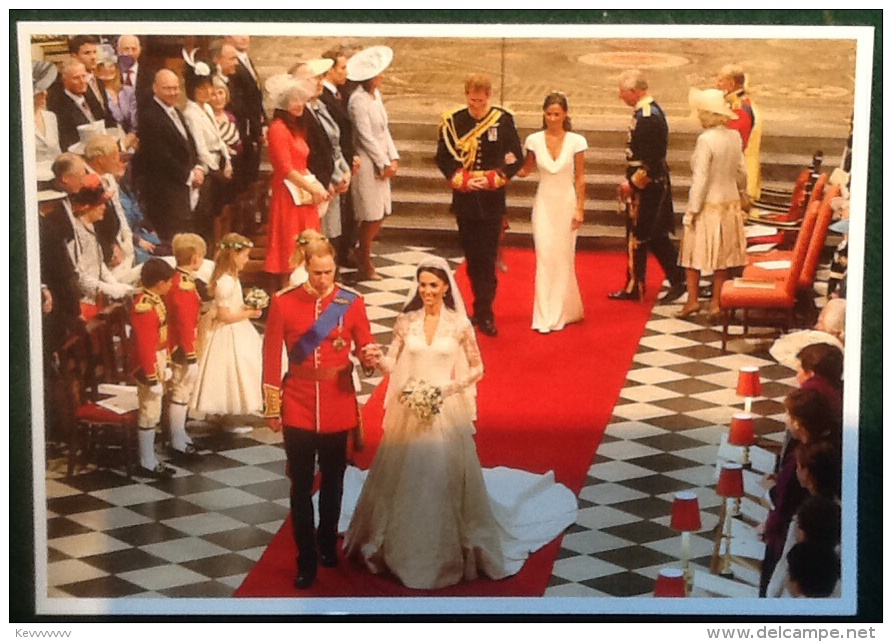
[338,257,578,590]
[517,92,587,333]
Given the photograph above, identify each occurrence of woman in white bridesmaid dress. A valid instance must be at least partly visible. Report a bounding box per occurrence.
[517,92,587,333]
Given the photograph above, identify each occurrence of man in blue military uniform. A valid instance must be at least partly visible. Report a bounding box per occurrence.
[610,69,685,303]
[435,74,524,336]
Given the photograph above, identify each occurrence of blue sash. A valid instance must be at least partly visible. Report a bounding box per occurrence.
[288,288,358,365]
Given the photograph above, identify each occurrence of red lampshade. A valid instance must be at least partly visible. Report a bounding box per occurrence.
[717,462,745,498]
[728,413,756,447]
[670,491,702,532]
[736,367,762,397]
[654,568,687,597]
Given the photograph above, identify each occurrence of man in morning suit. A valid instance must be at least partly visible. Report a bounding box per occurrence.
[320,47,360,265]
[134,69,205,241]
[49,59,101,152]
[435,73,523,337]
[610,69,685,303]
[223,36,267,199]
[262,239,380,590]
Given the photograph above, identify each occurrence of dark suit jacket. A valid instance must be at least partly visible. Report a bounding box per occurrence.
[39,201,81,353]
[134,99,201,239]
[226,58,266,144]
[48,90,95,151]
[300,108,335,187]
[319,86,354,162]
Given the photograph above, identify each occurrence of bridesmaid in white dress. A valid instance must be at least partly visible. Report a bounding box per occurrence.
[341,257,578,590]
[516,92,587,333]
[190,233,264,426]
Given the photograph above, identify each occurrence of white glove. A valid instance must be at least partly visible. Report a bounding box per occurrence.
[682,212,695,227]
[106,282,134,299]
[149,382,163,396]
[184,362,199,387]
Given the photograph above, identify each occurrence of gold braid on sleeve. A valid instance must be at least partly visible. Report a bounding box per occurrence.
[263,384,282,418]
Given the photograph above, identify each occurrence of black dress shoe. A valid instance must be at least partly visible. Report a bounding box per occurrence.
[608,289,642,301]
[320,551,338,568]
[659,282,687,303]
[294,570,316,589]
[169,443,201,462]
[138,463,175,479]
[477,318,497,336]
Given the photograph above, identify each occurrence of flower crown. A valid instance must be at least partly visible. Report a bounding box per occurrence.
[218,239,254,250]
[297,235,328,245]
[182,48,211,77]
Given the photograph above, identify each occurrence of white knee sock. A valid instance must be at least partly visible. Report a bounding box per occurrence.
[139,428,159,469]
[168,403,192,452]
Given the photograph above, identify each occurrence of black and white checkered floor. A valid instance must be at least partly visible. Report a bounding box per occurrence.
[44,240,823,600]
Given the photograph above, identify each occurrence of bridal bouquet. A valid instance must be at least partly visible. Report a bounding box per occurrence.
[399,378,444,425]
[244,287,270,310]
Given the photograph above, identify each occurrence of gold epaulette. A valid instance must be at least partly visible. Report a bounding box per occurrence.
[134,295,153,314]
[275,283,300,297]
[441,104,467,123]
[337,283,362,298]
[493,104,515,118]
[179,278,196,291]
[641,103,652,117]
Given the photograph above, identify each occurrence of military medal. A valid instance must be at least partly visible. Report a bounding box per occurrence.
[487,125,498,142]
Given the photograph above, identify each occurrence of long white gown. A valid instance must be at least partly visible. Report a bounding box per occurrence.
[340,307,578,590]
[190,274,263,416]
[524,130,587,333]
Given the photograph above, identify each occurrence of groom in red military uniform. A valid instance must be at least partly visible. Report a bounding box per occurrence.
[262,239,380,589]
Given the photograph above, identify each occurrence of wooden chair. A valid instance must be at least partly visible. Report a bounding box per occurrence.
[98,302,131,383]
[718,198,821,351]
[56,331,139,477]
[742,184,840,291]
[747,171,828,250]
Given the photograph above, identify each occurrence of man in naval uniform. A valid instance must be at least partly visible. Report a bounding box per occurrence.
[435,73,524,336]
[610,69,685,303]
[262,239,380,590]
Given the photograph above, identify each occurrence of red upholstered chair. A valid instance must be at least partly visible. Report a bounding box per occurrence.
[743,184,840,288]
[718,199,818,350]
[747,172,828,249]
[57,331,139,477]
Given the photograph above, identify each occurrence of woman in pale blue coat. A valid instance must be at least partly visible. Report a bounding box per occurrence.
[347,46,399,280]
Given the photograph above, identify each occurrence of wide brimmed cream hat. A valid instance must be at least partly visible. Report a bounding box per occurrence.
[346,45,393,82]
[67,121,126,155]
[292,58,334,80]
[688,87,738,119]
[265,73,315,110]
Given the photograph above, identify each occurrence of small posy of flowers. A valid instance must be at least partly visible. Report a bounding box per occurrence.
[244,287,270,310]
[399,378,444,426]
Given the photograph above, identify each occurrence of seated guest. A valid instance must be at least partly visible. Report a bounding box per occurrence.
[83,134,142,285]
[33,61,61,163]
[758,388,840,596]
[796,342,844,418]
[117,176,169,264]
[69,175,135,320]
[181,51,233,246]
[770,298,845,370]
[786,541,841,598]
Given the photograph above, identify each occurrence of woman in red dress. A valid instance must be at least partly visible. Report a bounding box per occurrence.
[263,74,330,287]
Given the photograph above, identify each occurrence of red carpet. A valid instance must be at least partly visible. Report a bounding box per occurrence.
[235,248,666,597]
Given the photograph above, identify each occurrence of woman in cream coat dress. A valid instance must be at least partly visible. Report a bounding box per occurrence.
[677,87,747,322]
[347,46,399,280]
[33,61,62,163]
